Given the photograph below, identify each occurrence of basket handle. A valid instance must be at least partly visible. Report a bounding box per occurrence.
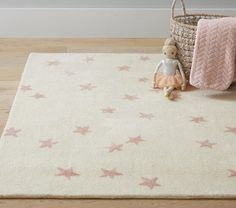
[171,0,187,18]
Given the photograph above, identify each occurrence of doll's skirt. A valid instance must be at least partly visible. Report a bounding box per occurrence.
[154,71,183,89]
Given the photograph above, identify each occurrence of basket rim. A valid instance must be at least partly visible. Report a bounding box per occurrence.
[173,13,227,19]
[171,13,228,29]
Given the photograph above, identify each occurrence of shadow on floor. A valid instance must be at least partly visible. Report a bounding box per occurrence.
[205,82,236,101]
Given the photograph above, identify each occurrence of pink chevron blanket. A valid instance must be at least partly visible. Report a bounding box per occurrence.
[190,17,236,90]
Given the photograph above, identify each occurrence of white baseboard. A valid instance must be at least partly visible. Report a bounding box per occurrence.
[0,8,235,38]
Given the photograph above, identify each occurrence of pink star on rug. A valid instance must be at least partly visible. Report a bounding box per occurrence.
[4,127,21,137]
[56,167,79,180]
[196,139,216,149]
[127,136,145,145]
[123,94,139,101]
[118,65,131,71]
[39,139,58,148]
[106,143,123,153]
[80,83,96,91]
[100,168,123,179]
[190,116,206,124]
[101,107,116,113]
[138,77,149,83]
[84,56,94,63]
[139,113,154,120]
[139,177,160,189]
[21,85,32,92]
[140,56,150,61]
[225,127,236,135]
[47,60,61,66]
[73,126,91,135]
[228,169,236,177]
[31,93,46,99]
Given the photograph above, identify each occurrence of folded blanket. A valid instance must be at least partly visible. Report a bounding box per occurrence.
[190,17,236,90]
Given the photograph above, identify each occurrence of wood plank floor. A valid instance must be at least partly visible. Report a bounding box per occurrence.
[0,38,235,208]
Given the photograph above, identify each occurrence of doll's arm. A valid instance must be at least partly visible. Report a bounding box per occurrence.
[154,60,163,74]
[177,60,186,90]
[153,61,163,88]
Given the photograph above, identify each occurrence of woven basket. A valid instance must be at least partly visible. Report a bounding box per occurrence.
[170,0,226,77]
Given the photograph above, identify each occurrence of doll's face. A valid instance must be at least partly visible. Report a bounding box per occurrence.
[163,47,177,59]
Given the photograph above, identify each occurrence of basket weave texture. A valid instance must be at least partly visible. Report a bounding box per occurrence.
[170,0,226,76]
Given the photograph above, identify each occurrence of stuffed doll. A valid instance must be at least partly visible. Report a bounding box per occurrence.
[153,38,186,100]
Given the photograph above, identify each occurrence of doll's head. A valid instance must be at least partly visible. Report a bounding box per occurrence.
[162,38,177,59]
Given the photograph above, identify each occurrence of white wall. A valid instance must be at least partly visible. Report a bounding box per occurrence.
[1,0,236,8]
[0,0,235,38]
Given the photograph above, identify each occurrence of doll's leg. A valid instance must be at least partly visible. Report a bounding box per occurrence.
[167,86,175,93]
[164,87,169,97]
[153,73,158,89]
[166,86,175,100]
[164,86,174,95]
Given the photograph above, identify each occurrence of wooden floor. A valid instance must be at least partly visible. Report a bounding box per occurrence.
[0,38,235,208]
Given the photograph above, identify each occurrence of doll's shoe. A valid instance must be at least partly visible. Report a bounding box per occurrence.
[165,88,173,97]
[165,91,174,100]
[168,93,174,100]
[164,91,169,97]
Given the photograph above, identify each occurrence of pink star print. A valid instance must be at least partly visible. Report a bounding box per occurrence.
[127,136,145,145]
[100,168,123,179]
[56,167,79,180]
[21,85,32,92]
[73,126,91,135]
[4,127,21,137]
[84,56,94,63]
[196,139,216,149]
[228,169,236,177]
[47,60,61,66]
[190,116,206,124]
[39,139,58,148]
[140,56,150,61]
[123,94,139,101]
[139,113,154,120]
[138,77,149,83]
[80,83,96,91]
[106,143,123,153]
[225,127,236,135]
[118,65,131,71]
[31,93,46,99]
[101,107,116,113]
[139,177,160,189]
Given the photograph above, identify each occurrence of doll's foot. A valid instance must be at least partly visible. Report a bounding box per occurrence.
[164,92,174,100]
[164,91,174,100]
[164,91,170,97]
[165,87,174,97]
[164,88,175,100]
[168,93,174,100]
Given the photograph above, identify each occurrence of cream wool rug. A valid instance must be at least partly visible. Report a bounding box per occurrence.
[0,53,236,198]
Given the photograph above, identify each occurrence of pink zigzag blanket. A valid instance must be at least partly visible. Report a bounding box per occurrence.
[190,17,236,90]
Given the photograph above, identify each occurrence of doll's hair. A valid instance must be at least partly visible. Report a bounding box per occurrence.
[163,38,177,52]
[164,38,176,46]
